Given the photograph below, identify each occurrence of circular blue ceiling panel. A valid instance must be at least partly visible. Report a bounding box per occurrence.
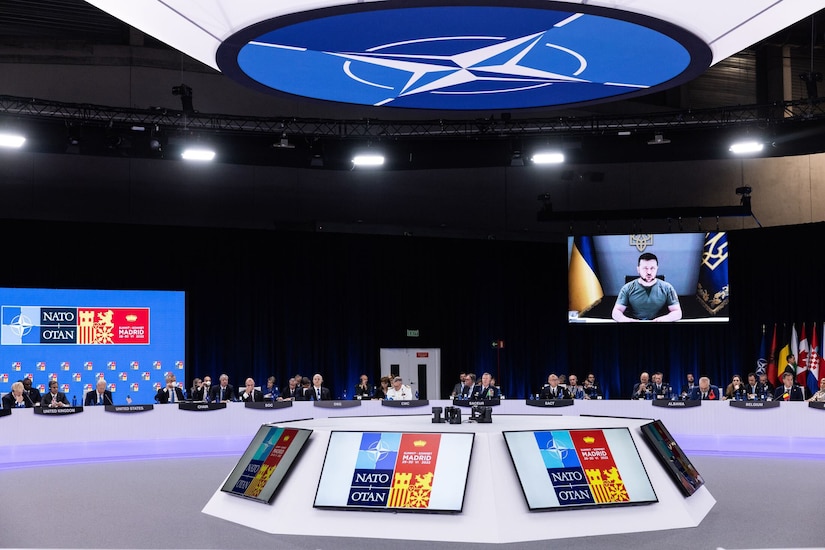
[217,2,711,111]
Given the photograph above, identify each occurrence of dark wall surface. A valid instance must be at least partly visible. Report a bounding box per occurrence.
[3,217,818,399]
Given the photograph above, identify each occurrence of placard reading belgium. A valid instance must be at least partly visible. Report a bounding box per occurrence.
[1,306,150,345]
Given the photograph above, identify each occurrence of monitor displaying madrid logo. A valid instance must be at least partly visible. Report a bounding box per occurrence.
[503,427,657,510]
[217,4,710,110]
[349,432,441,508]
[315,431,474,512]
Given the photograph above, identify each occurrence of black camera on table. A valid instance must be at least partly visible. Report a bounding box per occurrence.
[470,405,492,423]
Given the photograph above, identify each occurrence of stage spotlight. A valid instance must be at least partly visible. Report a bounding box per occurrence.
[647,133,671,145]
[0,132,25,148]
[181,147,216,161]
[510,151,525,166]
[310,154,324,168]
[352,153,384,167]
[729,141,763,154]
[531,151,564,164]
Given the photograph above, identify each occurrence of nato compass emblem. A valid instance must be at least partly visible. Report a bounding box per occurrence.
[217,3,710,111]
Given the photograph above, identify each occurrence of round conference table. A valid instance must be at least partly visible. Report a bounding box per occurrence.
[2,397,823,469]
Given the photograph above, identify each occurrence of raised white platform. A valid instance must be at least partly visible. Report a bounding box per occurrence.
[2,399,824,471]
[202,414,715,544]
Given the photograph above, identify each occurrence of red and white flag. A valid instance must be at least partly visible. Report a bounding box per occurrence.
[797,323,810,386]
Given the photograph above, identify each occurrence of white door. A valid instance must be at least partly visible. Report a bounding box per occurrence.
[379,348,441,400]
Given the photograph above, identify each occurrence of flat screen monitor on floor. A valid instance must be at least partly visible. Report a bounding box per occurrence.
[314,431,474,513]
[503,428,657,511]
[640,419,704,497]
[221,424,313,503]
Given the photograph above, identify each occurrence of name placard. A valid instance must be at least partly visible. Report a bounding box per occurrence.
[0,409,11,418]
[452,398,501,407]
[178,402,227,411]
[33,406,84,415]
[105,404,154,413]
[525,399,574,408]
[808,401,825,410]
[729,400,780,409]
[652,399,701,408]
[381,399,430,408]
[244,400,293,410]
[313,400,362,409]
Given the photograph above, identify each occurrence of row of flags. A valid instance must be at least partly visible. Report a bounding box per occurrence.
[569,232,729,315]
[757,323,822,395]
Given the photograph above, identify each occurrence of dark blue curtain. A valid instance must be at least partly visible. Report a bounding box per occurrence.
[5,219,824,399]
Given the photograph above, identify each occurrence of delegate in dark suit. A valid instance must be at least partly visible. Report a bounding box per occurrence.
[41,391,70,407]
[3,392,33,408]
[85,390,113,406]
[539,385,570,399]
[240,388,264,402]
[191,386,208,401]
[307,386,331,401]
[155,386,186,404]
[774,385,806,401]
[209,384,235,402]
[476,385,500,399]
[689,385,720,400]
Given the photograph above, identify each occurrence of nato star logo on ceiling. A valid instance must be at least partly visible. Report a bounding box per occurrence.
[217,4,711,110]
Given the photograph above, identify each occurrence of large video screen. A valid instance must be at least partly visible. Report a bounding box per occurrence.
[0,287,185,405]
[503,428,657,511]
[314,431,474,513]
[221,424,313,503]
[640,420,704,497]
[568,232,729,323]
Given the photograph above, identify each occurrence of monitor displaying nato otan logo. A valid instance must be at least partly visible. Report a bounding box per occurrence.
[217,3,711,110]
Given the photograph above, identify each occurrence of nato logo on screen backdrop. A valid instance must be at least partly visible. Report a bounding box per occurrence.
[217,2,711,110]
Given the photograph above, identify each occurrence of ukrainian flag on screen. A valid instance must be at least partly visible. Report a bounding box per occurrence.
[696,232,729,314]
[568,236,603,315]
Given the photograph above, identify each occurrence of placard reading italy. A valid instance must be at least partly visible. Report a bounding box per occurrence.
[348,433,441,509]
[534,429,629,506]
[1,306,149,345]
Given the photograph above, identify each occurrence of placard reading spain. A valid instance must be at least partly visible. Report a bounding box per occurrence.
[348,433,441,509]
[1,306,149,345]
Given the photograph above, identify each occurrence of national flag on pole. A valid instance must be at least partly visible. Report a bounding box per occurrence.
[696,232,729,314]
[755,324,768,378]
[568,236,604,315]
[766,323,778,386]
[796,323,810,387]
[789,323,800,378]
[807,324,822,395]
[776,324,793,381]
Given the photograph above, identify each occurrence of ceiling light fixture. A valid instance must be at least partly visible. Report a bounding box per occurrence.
[352,153,385,167]
[0,132,26,148]
[647,133,671,145]
[531,152,564,164]
[181,147,216,161]
[729,141,763,154]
